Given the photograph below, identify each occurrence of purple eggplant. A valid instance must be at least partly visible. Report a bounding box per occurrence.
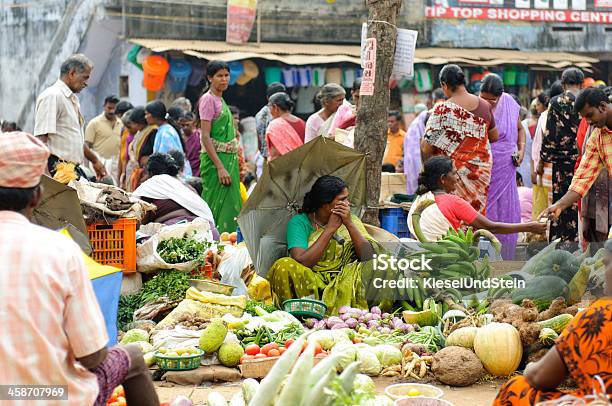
[367,320,380,329]
[340,313,351,321]
[304,318,317,329]
[401,323,414,333]
[380,326,391,334]
[382,312,390,319]
[370,313,381,321]
[370,306,382,315]
[330,322,348,329]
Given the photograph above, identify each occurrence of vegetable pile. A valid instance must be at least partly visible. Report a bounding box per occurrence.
[305,306,413,334]
[157,234,212,265]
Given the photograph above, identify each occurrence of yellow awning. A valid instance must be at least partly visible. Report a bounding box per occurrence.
[129,38,598,68]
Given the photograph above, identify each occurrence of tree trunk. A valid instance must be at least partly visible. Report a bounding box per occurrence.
[354,0,402,226]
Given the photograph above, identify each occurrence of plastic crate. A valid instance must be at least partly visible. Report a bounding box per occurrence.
[379,207,410,238]
[282,298,327,320]
[87,218,137,273]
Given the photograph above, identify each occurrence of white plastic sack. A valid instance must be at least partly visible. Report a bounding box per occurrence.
[137,219,213,273]
[217,244,251,297]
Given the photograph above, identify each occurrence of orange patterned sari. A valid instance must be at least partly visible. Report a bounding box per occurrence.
[423,101,492,214]
[493,298,612,405]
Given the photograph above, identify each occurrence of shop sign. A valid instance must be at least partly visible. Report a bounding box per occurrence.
[360,38,377,96]
[425,0,612,23]
[227,0,258,44]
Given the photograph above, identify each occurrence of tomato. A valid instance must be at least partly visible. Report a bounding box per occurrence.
[313,343,323,355]
[267,348,280,357]
[261,343,279,355]
[244,344,261,356]
[284,339,294,349]
[240,355,255,364]
[117,397,127,406]
[254,353,267,359]
[278,347,286,354]
[107,394,118,404]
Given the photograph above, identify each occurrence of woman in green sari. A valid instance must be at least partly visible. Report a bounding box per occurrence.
[198,61,242,232]
[268,175,387,315]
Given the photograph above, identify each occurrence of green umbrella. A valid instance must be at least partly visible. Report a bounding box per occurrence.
[238,137,367,276]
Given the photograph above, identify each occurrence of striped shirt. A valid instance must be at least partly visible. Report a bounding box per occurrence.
[569,127,612,197]
[0,212,108,405]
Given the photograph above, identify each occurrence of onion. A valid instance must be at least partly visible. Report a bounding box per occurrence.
[367,320,380,329]
[401,324,414,333]
[370,306,382,315]
[345,318,358,329]
[338,306,351,315]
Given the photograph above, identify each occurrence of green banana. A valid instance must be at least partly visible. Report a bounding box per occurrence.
[411,200,436,243]
[433,253,461,263]
[465,227,474,245]
[445,246,471,260]
[419,242,447,255]
[456,261,478,277]
[473,229,502,254]
[468,246,480,261]
[443,235,470,250]
[457,228,466,240]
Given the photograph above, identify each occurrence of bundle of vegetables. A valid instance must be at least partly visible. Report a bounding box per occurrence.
[245,299,277,316]
[117,270,191,331]
[241,334,394,406]
[402,326,444,353]
[402,222,497,307]
[304,306,414,334]
[157,233,213,265]
[235,324,303,347]
[399,343,433,380]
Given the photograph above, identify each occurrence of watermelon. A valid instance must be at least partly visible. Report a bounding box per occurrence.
[534,250,579,282]
[511,275,569,311]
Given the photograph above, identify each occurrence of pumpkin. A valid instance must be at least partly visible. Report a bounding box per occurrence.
[445,327,479,349]
[473,323,522,376]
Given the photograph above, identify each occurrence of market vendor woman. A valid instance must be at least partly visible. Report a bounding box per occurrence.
[408,156,546,241]
[268,175,378,314]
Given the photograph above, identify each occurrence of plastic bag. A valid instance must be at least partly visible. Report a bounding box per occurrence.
[136,219,213,273]
[217,244,251,296]
[532,176,548,221]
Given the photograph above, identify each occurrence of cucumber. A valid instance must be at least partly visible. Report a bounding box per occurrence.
[537,314,574,334]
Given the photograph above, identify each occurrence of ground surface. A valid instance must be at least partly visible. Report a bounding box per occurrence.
[154,376,502,405]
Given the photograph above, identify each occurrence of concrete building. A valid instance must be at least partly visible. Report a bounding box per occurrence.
[1,0,609,130]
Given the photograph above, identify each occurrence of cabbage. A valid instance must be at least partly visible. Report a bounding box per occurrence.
[330,341,357,371]
[133,341,154,354]
[373,344,402,367]
[308,330,335,350]
[356,348,381,376]
[120,329,149,344]
[330,329,352,346]
[353,374,375,395]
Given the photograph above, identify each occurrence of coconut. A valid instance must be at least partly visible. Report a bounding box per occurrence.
[431,346,485,387]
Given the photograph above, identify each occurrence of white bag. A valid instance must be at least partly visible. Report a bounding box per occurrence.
[137,219,213,273]
[217,244,251,297]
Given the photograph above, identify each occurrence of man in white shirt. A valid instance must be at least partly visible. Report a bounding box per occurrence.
[34,54,107,180]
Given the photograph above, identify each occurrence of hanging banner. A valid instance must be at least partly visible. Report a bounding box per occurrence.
[425,0,612,23]
[360,38,377,96]
[226,0,258,44]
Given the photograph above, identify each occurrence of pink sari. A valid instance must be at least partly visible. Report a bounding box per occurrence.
[266,117,304,160]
